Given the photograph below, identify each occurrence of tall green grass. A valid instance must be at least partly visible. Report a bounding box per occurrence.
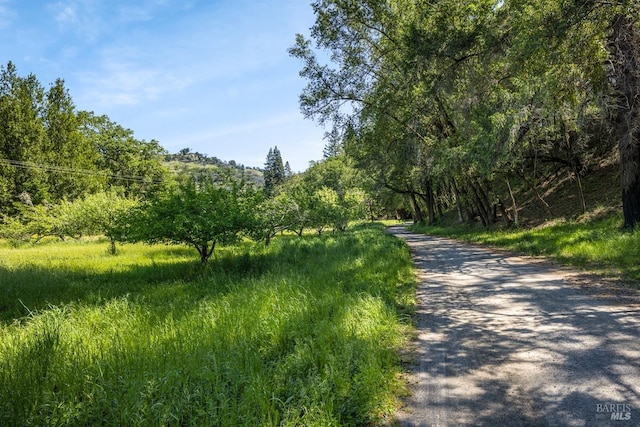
[411,212,640,283]
[0,223,414,426]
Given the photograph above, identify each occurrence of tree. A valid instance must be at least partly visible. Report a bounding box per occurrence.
[284,161,293,178]
[505,0,639,228]
[114,174,256,264]
[251,192,300,245]
[44,79,102,200]
[0,202,63,242]
[290,0,637,229]
[0,63,169,213]
[609,8,640,229]
[0,191,137,248]
[323,128,345,158]
[78,112,168,198]
[263,146,286,197]
[289,0,507,225]
[0,62,49,211]
[280,174,314,235]
[67,191,138,254]
[309,187,340,234]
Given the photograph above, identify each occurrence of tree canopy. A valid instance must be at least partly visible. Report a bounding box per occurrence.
[290,0,640,228]
[0,62,168,214]
[113,174,257,264]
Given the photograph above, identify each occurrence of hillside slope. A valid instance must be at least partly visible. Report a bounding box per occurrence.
[514,155,621,227]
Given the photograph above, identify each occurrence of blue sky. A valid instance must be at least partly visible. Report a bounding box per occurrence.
[0,0,325,171]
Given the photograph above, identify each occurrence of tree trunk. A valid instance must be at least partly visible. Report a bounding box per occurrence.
[562,118,587,214]
[409,192,425,223]
[610,13,640,229]
[197,242,215,264]
[451,179,466,223]
[496,198,512,227]
[506,179,519,226]
[425,179,436,225]
[574,171,587,214]
[418,191,436,225]
[470,180,493,226]
[436,199,444,220]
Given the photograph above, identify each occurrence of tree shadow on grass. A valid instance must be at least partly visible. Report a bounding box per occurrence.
[1,225,410,426]
[0,224,405,323]
[0,242,281,324]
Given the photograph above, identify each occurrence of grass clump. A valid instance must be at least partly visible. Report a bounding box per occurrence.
[411,212,640,283]
[0,223,414,426]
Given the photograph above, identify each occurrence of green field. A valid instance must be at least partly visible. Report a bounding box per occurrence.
[0,223,415,426]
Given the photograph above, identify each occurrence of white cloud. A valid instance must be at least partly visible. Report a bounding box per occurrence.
[180,113,303,144]
[11,0,324,170]
[78,65,192,108]
[0,0,16,29]
[48,0,106,42]
[54,4,75,23]
[75,41,195,109]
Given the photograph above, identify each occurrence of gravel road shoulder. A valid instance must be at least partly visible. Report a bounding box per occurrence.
[389,226,640,427]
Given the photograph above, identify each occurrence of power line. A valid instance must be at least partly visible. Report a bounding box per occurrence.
[0,158,166,184]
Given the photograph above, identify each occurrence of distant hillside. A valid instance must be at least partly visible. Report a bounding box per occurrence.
[164,149,264,186]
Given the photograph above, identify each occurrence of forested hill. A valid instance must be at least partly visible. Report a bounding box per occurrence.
[163,149,264,186]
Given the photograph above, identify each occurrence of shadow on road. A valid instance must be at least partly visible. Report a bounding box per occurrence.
[390,227,640,427]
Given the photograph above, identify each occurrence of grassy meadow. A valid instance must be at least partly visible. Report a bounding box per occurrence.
[0,223,415,426]
[411,212,640,283]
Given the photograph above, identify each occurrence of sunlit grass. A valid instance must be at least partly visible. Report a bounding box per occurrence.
[411,212,640,283]
[0,223,415,426]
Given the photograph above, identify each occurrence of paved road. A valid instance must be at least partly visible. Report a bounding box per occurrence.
[389,226,640,427]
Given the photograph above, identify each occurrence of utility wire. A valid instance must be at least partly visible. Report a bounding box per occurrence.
[0,158,166,184]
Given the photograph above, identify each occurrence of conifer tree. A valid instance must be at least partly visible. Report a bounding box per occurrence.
[264,146,286,197]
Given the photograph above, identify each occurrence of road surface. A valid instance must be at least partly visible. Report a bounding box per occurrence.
[389,226,640,427]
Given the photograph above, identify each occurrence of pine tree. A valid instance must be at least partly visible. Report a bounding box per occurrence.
[322,128,343,158]
[264,147,275,196]
[272,146,285,186]
[264,146,286,197]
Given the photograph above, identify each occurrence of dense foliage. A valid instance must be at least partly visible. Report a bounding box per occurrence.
[112,174,258,264]
[290,0,640,229]
[0,191,136,250]
[0,62,167,215]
